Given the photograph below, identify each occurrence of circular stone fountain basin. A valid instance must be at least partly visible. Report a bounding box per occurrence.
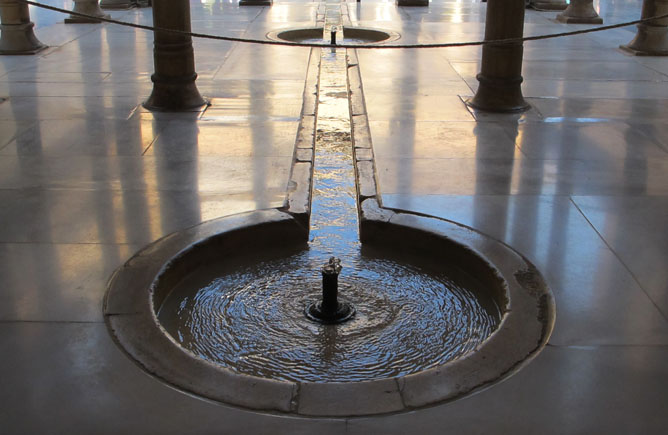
[157,237,501,383]
[105,209,554,417]
[267,26,400,45]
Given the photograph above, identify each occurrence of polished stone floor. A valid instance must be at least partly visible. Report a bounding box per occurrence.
[1,0,668,433]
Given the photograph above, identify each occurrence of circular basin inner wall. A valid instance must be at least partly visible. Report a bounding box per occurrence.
[153,225,509,384]
[151,220,307,311]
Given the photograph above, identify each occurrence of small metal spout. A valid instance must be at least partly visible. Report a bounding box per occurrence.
[321,257,341,314]
[330,26,337,45]
[305,257,354,324]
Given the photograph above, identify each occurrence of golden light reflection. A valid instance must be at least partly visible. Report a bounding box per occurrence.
[452,0,463,25]
[373,4,392,22]
[138,114,166,243]
[267,5,290,23]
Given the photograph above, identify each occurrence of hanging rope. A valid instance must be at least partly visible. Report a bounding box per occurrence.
[17,0,668,49]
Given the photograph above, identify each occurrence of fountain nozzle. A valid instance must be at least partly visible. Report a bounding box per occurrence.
[305,257,355,324]
[321,257,342,313]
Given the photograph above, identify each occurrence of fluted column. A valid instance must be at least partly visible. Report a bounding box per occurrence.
[469,0,529,112]
[144,0,206,111]
[66,0,110,24]
[0,0,46,54]
[557,0,603,24]
[621,0,668,56]
[529,0,567,11]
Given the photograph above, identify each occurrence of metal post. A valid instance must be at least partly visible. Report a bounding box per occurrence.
[321,257,341,315]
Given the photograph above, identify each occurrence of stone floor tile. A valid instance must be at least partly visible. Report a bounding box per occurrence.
[572,195,668,317]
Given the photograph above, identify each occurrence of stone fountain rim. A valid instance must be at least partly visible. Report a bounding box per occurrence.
[104,206,555,418]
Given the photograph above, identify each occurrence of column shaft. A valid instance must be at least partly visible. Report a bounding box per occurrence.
[621,0,668,56]
[0,0,46,54]
[469,0,529,112]
[144,0,206,111]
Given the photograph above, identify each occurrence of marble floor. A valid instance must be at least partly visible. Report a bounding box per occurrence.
[1,0,668,433]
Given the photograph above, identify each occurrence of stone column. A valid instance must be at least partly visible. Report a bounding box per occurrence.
[397,0,429,6]
[469,0,529,112]
[66,0,110,24]
[239,0,272,6]
[557,0,603,24]
[621,0,668,56]
[0,0,46,54]
[100,0,136,10]
[529,0,567,11]
[144,0,206,111]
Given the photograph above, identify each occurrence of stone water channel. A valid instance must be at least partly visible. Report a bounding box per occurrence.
[156,2,501,383]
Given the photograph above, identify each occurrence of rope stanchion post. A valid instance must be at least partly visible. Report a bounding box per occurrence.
[469,0,529,113]
[621,0,668,56]
[529,0,567,11]
[557,0,603,24]
[143,0,207,111]
[65,0,110,24]
[0,0,46,54]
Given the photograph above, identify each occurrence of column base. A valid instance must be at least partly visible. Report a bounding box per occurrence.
[620,25,668,56]
[100,0,136,10]
[529,0,568,11]
[0,22,47,55]
[65,1,111,24]
[467,74,530,113]
[397,0,429,6]
[144,79,208,112]
[239,0,272,6]
[556,1,603,24]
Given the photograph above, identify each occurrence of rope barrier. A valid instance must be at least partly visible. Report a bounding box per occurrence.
[18,0,668,49]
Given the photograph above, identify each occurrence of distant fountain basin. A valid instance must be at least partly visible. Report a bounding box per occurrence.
[266,26,401,45]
